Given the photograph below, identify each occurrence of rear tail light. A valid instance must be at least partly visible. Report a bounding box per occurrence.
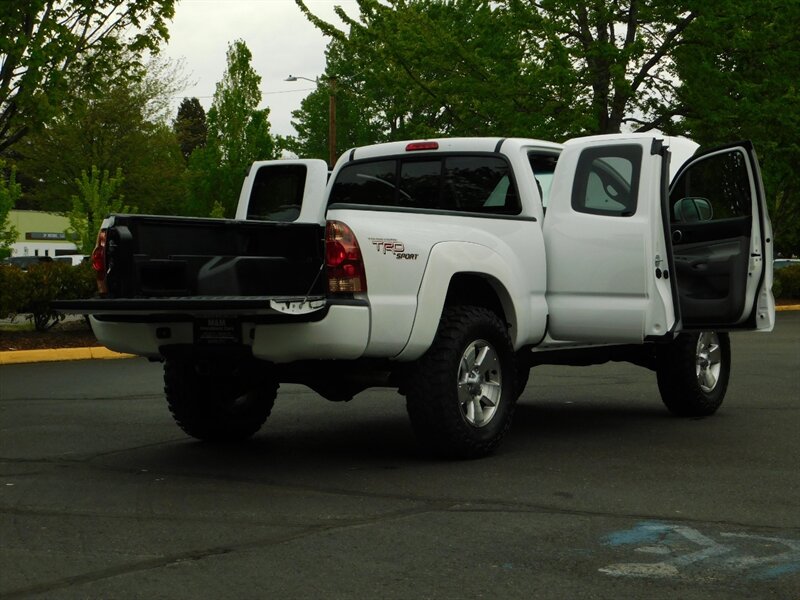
[91,228,108,295]
[326,220,367,294]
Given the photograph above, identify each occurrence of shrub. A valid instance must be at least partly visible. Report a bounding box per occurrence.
[62,261,97,300]
[0,264,27,319]
[0,261,96,328]
[20,262,74,331]
[774,264,800,299]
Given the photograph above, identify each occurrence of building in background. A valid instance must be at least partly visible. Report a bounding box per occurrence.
[7,210,79,258]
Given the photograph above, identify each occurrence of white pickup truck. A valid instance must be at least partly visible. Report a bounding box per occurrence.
[57,133,775,458]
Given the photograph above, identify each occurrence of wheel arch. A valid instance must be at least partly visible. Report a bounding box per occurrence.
[393,241,522,361]
[445,272,514,329]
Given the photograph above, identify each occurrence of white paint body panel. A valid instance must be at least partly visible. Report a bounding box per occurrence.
[90,303,370,363]
[326,208,549,360]
[543,135,675,342]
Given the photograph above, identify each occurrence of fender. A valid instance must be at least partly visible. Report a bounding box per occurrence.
[393,241,547,361]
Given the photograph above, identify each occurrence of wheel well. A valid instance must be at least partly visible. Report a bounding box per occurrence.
[444,273,512,329]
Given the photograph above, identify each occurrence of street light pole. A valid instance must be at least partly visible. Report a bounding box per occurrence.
[328,77,337,170]
[285,74,338,169]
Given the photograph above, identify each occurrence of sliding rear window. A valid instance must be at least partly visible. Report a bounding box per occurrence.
[329,155,520,215]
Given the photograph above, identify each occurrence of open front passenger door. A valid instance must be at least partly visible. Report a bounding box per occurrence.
[667,142,774,332]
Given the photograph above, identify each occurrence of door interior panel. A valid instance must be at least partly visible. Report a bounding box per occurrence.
[667,144,763,330]
[670,216,752,325]
[671,216,751,245]
[673,237,749,323]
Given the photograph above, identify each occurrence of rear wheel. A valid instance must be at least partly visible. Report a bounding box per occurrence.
[406,305,517,458]
[656,331,730,417]
[164,359,277,441]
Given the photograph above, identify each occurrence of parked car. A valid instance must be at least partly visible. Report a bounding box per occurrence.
[774,258,800,270]
[2,256,53,270]
[54,254,89,266]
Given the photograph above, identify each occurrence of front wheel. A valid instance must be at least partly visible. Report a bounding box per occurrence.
[656,331,731,417]
[405,305,517,458]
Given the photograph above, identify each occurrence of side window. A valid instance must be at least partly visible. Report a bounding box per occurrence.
[572,145,642,217]
[327,160,396,206]
[443,156,520,214]
[247,164,308,222]
[669,149,752,222]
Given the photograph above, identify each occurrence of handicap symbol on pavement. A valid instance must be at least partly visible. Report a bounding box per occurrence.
[600,521,800,581]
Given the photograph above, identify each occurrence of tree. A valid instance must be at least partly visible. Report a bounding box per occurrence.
[0,0,175,155]
[16,64,187,216]
[67,166,133,254]
[174,97,207,162]
[298,0,542,139]
[0,159,20,256]
[186,40,277,217]
[674,0,800,257]
[296,0,703,139]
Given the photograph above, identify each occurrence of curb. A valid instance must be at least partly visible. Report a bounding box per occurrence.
[1,305,798,365]
[0,347,134,365]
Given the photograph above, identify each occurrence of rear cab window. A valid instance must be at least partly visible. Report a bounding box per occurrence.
[329,154,520,215]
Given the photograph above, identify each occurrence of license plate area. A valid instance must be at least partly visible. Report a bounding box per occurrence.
[194,317,241,345]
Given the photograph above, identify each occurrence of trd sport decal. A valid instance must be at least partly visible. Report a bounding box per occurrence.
[369,238,419,260]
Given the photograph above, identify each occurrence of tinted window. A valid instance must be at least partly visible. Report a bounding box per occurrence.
[670,149,752,221]
[572,145,642,216]
[330,155,519,215]
[400,160,442,208]
[443,156,518,213]
[328,160,396,207]
[247,164,307,222]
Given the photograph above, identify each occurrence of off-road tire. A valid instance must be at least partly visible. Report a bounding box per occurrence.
[406,305,517,459]
[164,359,277,441]
[656,331,730,417]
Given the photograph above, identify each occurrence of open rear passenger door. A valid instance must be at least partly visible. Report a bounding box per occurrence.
[667,142,774,332]
[544,135,677,343]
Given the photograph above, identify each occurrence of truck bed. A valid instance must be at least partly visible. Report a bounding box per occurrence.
[54,214,327,319]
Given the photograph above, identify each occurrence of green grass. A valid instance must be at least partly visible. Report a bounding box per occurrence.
[0,320,35,332]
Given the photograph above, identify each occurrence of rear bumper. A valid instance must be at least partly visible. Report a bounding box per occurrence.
[89,302,370,363]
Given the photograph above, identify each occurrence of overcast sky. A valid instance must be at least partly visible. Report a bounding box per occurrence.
[162,0,360,137]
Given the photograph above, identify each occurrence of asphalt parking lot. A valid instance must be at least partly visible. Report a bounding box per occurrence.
[1,313,798,599]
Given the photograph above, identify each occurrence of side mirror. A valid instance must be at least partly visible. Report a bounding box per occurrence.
[673,197,713,222]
